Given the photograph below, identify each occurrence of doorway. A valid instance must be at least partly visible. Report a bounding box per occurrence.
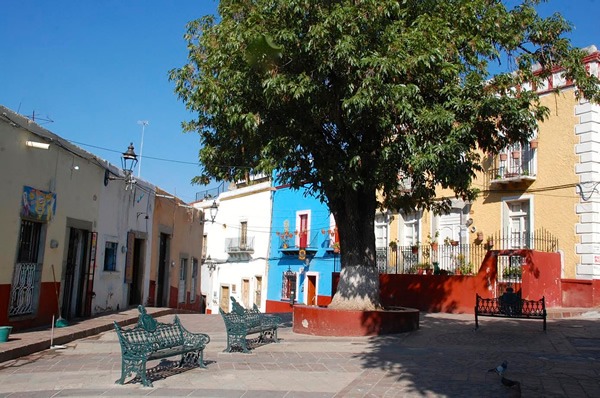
[241,279,250,308]
[306,274,317,306]
[220,286,230,312]
[62,228,91,319]
[157,233,170,307]
[129,238,144,306]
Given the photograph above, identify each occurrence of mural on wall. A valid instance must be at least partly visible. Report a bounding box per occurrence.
[21,186,56,221]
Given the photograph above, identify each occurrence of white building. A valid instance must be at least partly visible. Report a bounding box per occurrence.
[194,176,273,313]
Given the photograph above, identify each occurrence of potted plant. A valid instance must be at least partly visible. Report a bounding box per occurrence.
[476,231,484,242]
[499,153,508,161]
[530,139,538,149]
[427,231,439,250]
[411,242,419,254]
[485,236,494,250]
[389,240,398,252]
[332,242,340,253]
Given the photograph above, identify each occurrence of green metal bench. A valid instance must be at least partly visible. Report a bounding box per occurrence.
[113,305,210,387]
[219,299,280,353]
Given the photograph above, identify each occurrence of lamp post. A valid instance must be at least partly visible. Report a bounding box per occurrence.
[104,143,138,190]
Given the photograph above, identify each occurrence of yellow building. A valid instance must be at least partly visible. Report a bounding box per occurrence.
[381,48,600,306]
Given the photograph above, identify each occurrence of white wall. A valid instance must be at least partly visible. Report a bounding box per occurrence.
[195,180,273,313]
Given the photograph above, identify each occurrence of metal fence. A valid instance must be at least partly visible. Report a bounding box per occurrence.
[377,228,559,276]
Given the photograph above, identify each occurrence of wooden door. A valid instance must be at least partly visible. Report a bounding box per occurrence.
[220,286,230,312]
[241,279,250,308]
[307,275,317,306]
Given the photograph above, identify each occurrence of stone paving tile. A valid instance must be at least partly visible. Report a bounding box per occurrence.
[2,311,600,396]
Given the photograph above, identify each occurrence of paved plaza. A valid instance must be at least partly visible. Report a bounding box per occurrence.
[0,309,599,397]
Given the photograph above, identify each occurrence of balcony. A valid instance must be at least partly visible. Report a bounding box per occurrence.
[489,146,536,186]
[226,237,255,260]
[277,229,324,256]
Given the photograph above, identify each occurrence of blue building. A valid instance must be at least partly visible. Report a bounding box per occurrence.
[265,182,340,312]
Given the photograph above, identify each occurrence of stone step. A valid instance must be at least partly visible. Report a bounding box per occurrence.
[546,307,600,319]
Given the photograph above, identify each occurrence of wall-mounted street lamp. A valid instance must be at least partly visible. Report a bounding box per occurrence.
[104,143,138,190]
[201,200,219,224]
[204,255,217,272]
[208,200,219,223]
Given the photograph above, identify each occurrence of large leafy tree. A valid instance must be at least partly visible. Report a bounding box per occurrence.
[171,0,600,310]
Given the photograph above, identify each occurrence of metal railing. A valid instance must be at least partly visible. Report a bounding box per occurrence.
[277,230,326,250]
[225,236,255,253]
[377,228,558,275]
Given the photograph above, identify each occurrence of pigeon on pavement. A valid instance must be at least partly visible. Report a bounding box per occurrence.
[488,360,508,376]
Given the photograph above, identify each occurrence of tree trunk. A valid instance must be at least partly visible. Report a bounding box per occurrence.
[327,185,381,310]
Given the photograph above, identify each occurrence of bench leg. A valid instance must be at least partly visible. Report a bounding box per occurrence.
[139,360,153,388]
[543,316,547,332]
[224,332,250,353]
[198,350,207,368]
[475,313,479,330]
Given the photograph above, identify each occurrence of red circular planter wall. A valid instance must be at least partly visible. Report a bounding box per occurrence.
[292,305,420,336]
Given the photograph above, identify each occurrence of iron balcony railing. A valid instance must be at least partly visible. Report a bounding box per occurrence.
[277,229,330,251]
[225,236,255,253]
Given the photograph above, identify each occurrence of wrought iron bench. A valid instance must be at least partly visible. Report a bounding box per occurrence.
[113,305,210,387]
[475,290,547,331]
[219,300,279,353]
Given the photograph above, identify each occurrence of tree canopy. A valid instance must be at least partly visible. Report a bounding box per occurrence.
[170,0,600,309]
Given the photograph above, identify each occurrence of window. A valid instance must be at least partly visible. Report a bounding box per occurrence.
[402,212,420,246]
[202,234,207,259]
[240,221,248,249]
[17,219,42,263]
[103,241,118,271]
[178,258,188,303]
[281,271,297,301]
[190,258,198,303]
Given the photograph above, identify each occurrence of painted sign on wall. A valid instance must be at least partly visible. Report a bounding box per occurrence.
[21,186,56,221]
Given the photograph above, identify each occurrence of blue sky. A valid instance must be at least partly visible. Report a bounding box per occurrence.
[1,1,598,203]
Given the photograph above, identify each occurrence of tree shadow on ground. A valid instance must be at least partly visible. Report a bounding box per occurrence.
[354,314,600,397]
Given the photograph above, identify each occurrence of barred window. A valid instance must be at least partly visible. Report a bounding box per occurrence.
[281,271,296,301]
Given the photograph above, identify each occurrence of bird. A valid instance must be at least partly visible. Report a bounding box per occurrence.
[488,360,508,376]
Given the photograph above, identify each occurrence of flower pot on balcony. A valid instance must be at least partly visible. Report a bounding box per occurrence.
[411,246,419,254]
[499,153,508,161]
[511,151,521,159]
[451,240,459,246]
[0,326,12,343]
[476,232,484,241]
[430,242,439,251]
[530,140,538,149]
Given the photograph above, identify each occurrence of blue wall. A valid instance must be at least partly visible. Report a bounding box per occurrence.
[266,183,339,306]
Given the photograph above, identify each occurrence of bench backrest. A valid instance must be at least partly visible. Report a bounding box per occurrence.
[476,294,546,316]
[114,306,185,352]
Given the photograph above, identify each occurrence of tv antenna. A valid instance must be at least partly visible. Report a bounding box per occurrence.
[26,110,54,125]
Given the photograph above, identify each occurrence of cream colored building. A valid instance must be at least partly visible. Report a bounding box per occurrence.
[382,48,600,298]
[0,105,156,330]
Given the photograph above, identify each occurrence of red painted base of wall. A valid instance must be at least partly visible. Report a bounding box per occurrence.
[0,282,60,331]
[292,305,419,336]
[266,300,294,313]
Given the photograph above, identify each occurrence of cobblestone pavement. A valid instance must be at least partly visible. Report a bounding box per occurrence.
[0,310,599,397]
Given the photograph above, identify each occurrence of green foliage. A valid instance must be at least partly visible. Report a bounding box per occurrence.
[170,0,600,269]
